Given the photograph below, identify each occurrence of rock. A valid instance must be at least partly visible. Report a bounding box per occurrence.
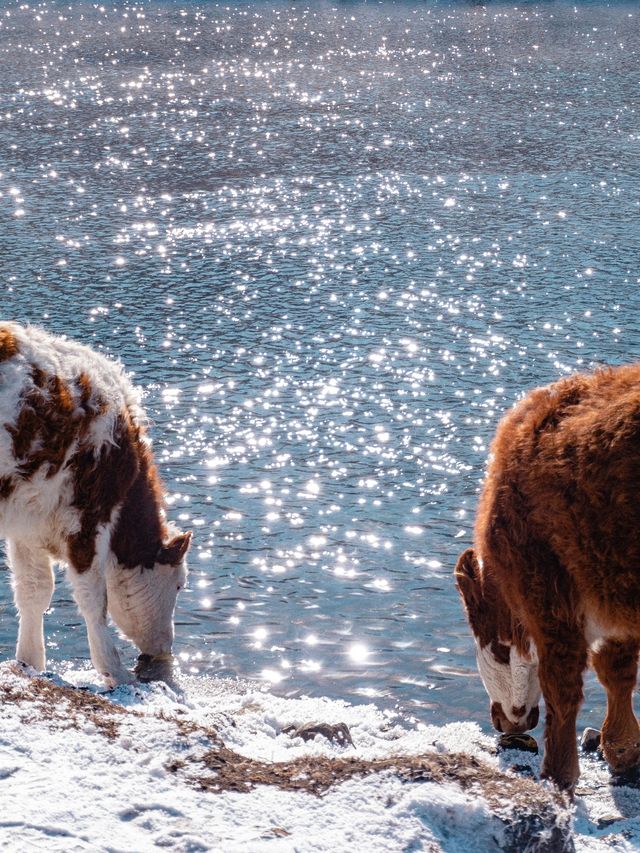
[580,727,601,753]
[283,722,354,747]
[497,734,539,754]
[508,763,536,778]
[597,814,621,829]
[500,810,574,853]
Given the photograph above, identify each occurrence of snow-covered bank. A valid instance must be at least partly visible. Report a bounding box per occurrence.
[0,663,638,851]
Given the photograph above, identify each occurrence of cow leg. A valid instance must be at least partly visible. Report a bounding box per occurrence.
[8,540,55,672]
[591,639,640,775]
[536,628,588,792]
[67,563,132,688]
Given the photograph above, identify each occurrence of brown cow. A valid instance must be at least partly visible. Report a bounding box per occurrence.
[455,364,640,792]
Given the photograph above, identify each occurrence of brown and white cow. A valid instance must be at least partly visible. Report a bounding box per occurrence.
[0,322,191,687]
[455,364,640,791]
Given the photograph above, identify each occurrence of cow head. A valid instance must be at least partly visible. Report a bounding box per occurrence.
[454,548,541,735]
[107,530,191,663]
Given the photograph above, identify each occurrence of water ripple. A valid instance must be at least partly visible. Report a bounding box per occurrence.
[0,0,637,729]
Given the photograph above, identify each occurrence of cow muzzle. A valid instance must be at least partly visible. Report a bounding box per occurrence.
[491,702,539,734]
[135,652,175,682]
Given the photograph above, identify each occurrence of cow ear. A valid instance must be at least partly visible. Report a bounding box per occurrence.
[454,548,482,612]
[157,531,192,566]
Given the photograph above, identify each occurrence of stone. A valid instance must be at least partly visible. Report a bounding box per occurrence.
[283,722,354,747]
[580,727,601,754]
[597,814,621,829]
[497,733,539,754]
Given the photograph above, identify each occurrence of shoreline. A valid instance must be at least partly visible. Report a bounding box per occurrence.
[1,662,636,851]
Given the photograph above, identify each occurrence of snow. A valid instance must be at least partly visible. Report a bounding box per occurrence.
[1,661,640,851]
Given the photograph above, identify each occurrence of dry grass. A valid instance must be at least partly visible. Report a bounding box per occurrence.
[171,743,562,806]
[0,666,559,806]
[0,665,559,804]
[0,667,565,832]
[0,666,573,850]
[0,667,133,739]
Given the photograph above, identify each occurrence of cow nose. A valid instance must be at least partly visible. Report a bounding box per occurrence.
[490,701,534,735]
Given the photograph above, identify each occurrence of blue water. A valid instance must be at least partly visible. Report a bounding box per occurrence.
[0,0,638,733]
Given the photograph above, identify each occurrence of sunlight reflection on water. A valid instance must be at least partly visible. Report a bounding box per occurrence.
[0,0,639,731]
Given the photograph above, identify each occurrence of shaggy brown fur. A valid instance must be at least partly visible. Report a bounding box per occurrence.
[0,327,19,362]
[67,411,139,570]
[110,419,170,569]
[457,365,640,792]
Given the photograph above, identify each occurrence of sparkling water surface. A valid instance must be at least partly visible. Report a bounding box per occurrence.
[1,0,639,733]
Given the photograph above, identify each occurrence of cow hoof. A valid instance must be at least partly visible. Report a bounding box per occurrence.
[611,764,640,787]
[601,730,640,774]
[541,765,578,795]
[605,743,640,776]
[547,777,577,796]
[102,670,135,690]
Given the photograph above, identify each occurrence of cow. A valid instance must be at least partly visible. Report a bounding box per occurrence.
[0,322,191,688]
[455,364,640,792]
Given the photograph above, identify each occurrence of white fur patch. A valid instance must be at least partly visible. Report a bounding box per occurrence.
[476,641,541,725]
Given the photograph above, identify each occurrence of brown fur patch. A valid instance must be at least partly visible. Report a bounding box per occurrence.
[5,369,106,483]
[110,421,168,569]
[0,476,15,500]
[0,346,171,573]
[0,326,19,362]
[491,640,511,666]
[2,366,139,569]
[454,550,530,659]
[67,413,139,571]
[0,361,171,574]
[67,406,168,572]
[0,355,167,571]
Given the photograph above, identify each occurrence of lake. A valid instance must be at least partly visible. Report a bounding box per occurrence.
[0,0,638,733]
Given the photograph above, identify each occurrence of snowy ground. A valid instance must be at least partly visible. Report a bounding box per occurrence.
[1,662,640,851]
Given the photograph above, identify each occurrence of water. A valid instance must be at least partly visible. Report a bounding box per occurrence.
[0,0,639,733]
